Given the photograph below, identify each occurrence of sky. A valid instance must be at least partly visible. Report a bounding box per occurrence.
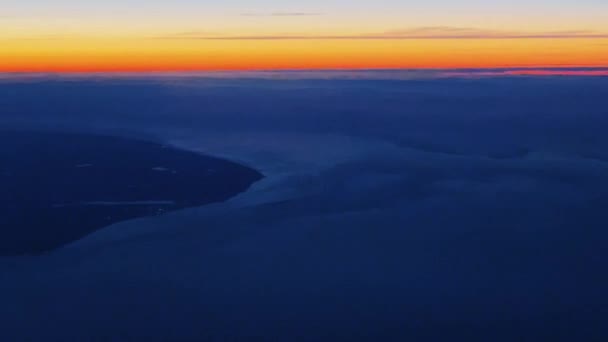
[2,0,608,71]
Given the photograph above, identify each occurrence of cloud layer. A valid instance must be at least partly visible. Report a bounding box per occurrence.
[1,74,608,341]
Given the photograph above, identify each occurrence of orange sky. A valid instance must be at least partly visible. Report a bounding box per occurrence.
[2,37,608,72]
[2,0,608,72]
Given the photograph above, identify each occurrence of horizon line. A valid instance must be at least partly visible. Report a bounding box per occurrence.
[2,67,608,79]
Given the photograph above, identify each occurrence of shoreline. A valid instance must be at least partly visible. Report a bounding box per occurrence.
[0,130,263,256]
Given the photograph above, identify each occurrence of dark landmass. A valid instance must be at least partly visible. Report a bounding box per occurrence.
[0,131,263,256]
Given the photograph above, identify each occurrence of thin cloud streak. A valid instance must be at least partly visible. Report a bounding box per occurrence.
[240,12,322,17]
[158,27,608,40]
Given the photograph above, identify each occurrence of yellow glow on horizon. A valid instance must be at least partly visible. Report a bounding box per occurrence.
[1,36,607,72]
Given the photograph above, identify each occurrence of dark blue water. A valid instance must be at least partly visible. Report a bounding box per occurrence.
[0,131,263,256]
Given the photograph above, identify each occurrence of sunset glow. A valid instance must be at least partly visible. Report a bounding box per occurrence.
[2,0,608,72]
